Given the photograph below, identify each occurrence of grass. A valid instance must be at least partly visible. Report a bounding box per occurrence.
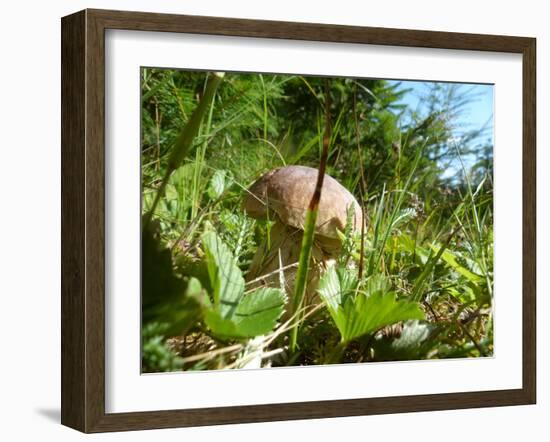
[140,68,494,372]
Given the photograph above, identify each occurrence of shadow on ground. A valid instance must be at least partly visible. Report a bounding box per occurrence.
[35,408,60,423]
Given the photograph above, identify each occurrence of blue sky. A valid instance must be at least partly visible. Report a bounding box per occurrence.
[387,80,494,179]
[388,80,494,146]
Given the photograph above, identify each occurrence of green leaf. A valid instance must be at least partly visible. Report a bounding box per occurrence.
[392,320,431,351]
[232,288,287,336]
[430,245,484,283]
[363,274,392,295]
[371,320,436,361]
[200,231,286,340]
[202,230,245,318]
[317,265,358,310]
[318,266,425,343]
[207,169,232,199]
[204,288,286,339]
[394,233,430,264]
[141,226,201,336]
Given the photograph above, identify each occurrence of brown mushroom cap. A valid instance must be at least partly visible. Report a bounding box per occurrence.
[243,165,363,240]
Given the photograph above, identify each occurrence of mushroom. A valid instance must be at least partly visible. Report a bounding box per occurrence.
[243,165,363,309]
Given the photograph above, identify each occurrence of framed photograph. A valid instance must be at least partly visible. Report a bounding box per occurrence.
[61,8,536,433]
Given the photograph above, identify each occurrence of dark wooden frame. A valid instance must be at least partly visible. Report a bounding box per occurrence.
[61,8,536,433]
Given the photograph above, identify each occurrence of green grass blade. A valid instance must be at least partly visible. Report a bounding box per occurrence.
[371,144,424,273]
[289,82,331,352]
[143,72,225,228]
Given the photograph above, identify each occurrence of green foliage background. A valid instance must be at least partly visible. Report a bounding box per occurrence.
[140,68,494,372]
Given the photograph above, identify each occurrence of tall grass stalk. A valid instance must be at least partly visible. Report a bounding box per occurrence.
[353,86,368,279]
[368,143,425,276]
[259,74,268,141]
[289,83,331,353]
[454,144,493,299]
[143,72,225,229]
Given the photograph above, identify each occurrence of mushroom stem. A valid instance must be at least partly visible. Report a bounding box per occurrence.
[242,165,364,320]
[246,222,327,315]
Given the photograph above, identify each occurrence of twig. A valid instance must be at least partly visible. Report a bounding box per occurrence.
[179,343,243,365]
[245,262,299,287]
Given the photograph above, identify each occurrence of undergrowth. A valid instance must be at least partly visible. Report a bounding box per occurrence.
[140,69,493,371]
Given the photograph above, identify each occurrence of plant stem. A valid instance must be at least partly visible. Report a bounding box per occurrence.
[143,72,225,230]
[289,80,331,353]
[353,85,368,279]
